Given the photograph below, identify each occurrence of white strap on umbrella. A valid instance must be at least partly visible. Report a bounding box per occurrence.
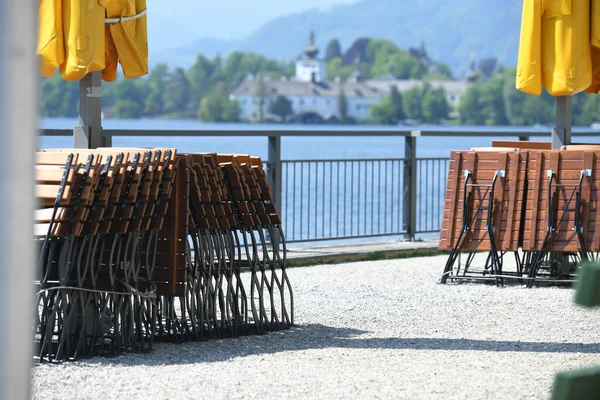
[105,8,147,24]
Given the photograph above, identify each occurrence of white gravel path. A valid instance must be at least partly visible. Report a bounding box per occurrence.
[31,255,600,399]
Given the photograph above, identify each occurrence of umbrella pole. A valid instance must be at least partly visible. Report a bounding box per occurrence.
[74,71,103,149]
[550,95,572,277]
[552,96,572,149]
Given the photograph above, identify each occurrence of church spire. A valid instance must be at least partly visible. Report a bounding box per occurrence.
[304,29,319,60]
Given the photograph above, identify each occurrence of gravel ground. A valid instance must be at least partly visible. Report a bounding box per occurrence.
[31,255,600,399]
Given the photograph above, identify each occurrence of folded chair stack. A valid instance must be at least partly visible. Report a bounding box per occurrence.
[34,148,293,362]
[440,142,600,287]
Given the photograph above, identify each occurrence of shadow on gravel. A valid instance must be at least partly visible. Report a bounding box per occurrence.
[81,324,600,366]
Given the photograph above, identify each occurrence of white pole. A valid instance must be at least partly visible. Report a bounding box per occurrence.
[0,0,37,398]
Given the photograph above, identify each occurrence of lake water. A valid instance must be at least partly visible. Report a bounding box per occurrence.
[39,118,600,244]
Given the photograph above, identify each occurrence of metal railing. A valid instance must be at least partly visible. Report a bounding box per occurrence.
[41,127,600,244]
[280,158,409,242]
[416,158,449,234]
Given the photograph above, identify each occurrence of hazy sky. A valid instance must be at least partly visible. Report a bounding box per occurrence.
[147,0,359,50]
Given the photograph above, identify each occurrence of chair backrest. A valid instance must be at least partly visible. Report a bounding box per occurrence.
[492,140,551,150]
[439,149,528,252]
[523,149,599,252]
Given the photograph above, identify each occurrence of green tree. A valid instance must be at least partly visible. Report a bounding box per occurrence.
[325,39,342,62]
[269,95,293,122]
[433,62,454,79]
[577,95,600,126]
[326,57,354,81]
[145,64,168,115]
[370,86,405,125]
[389,85,405,121]
[370,100,395,124]
[222,52,291,89]
[521,93,555,125]
[503,68,529,125]
[365,39,426,79]
[114,78,148,110]
[390,52,427,79]
[338,88,348,123]
[39,73,79,117]
[114,99,143,119]
[187,55,216,113]
[458,85,484,125]
[164,67,191,115]
[198,86,240,122]
[403,86,424,121]
[422,87,450,123]
[479,76,508,125]
[222,98,241,122]
[569,92,594,126]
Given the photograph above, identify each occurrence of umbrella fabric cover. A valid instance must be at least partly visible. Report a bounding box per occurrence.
[585,0,600,93]
[517,0,592,96]
[103,0,148,81]
[37,0,148,81]
[60,0,106,81]
[38,0,65,77]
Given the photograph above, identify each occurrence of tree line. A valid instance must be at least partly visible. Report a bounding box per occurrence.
[40,52,294,121]
[370,84,450,124]
[458,67,600,126]
[39,39,600,126]
[40,38,452,123]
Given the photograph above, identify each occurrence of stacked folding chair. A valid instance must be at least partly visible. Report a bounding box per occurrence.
[34,148,293,362]
[440,148,529,285]
[154,153,293,342]
[35,148,176,361]
[218,154,293,334]
[440,141,600,287]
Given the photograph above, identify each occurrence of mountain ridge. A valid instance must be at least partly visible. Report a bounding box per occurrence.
[153,0,524,76]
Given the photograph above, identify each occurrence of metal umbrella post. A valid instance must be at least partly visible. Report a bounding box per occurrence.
[552,96,572,149]
[75,71,103,149]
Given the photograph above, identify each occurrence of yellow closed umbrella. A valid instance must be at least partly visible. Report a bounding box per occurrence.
[37,0,149,149]
[37,0,148,82]
[103,0,148,81]
[516,0,592,96]
[516,0,600,149]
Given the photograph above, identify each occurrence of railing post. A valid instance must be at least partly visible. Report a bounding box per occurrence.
[267,135,282,247]
[403,131,419,241]
[103,131,113,148]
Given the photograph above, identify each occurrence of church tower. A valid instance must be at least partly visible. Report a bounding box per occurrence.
[295,29,326,83]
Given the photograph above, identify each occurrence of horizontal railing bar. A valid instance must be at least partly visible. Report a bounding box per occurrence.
[282,158,406,163]
[418,157,452,161]
[417,130,600,137]
[39,128,600,138]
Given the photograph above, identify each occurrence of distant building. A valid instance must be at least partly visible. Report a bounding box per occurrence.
[232,77,382,122]
[230,32,471,123]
